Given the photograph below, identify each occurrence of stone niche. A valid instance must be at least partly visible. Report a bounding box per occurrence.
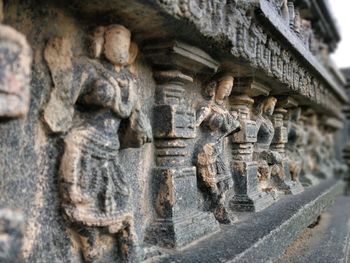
[0,0,348,263]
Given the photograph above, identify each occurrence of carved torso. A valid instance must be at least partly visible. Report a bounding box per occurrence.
[255,113,275,152]
[60,58,148,227]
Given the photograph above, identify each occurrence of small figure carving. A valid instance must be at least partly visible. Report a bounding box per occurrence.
[300,20,313,50]
[286,108,304,182]
[279,0,289,24]
[319,123,347,179]
[293,9,302,36]
[0,25,32,118]
[300,111,322,185]
[43,25,152,262]
[253,96,282,194]
[196,75,240,224]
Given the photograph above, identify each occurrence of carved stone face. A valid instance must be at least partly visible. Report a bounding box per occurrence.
[104,25,131,66]
[0,25,32,118]
[263,97,277,116]
[215,77,233,102]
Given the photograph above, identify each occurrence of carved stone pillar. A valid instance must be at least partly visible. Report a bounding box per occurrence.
[270,103,303,194]
[228,79,274,212]
[144,41,220,248]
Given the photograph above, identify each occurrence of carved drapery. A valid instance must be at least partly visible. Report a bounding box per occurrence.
[43,25,152,263]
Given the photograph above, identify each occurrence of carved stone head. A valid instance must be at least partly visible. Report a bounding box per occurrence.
[206,74,234,102]
[290,107,301,122]
[91,24,138,67]
[258,96,277,117]
[0,25,32,118]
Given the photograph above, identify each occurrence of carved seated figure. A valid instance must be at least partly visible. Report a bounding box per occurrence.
[196,75,240,224]
[253,96,282,194]
[43,25,152,262]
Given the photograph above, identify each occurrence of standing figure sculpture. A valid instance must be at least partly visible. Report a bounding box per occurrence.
[286,108,304,182]
[43,25,152,262]
[301,111,322,185]
[196,75,240,224]
[252,96,282,194]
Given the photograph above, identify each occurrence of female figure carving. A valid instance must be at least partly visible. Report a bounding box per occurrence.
[286,108,304,182]
[44,25,152,262]
[196,75,240,224]
[253,96,282,193]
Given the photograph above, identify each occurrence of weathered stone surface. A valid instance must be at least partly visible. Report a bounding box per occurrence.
[278,196,350,263]
[0,0,347,262]
[155,179,344,263]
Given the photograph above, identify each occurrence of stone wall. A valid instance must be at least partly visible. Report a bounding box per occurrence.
[0,0,347,262]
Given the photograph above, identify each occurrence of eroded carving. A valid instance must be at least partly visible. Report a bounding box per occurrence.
[286,108,304,183]
[196,75,240,223]
[144,41,220,249]
[0,25,32,118]
[252,96,280,194]
[157,0,344,118]
[0,208,24,263]
[43,25,152,262]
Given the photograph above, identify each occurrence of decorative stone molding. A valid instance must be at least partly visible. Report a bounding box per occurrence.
[155,0,347,118]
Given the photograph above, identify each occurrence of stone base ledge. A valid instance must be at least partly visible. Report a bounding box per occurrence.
[148,179,344,263]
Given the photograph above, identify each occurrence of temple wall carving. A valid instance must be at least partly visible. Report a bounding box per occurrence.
[0,0,348,262]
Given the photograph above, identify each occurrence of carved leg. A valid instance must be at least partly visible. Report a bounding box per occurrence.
[73,226,100,263]
[117,225,137,263]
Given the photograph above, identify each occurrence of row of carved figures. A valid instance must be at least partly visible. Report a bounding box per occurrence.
[273,0,330,64]
[41,24,345,262]
[0,21,345,262]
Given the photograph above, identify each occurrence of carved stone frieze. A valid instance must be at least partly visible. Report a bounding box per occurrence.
[155,0,346,118]
[0,0,348,263]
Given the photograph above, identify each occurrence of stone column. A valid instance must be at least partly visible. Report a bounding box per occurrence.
[228,79,275,212]
[144,41,220,248]
[270,104,303,194]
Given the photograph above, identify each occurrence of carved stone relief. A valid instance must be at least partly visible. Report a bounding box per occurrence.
[156,0,344,118]
[286,108,304,183]
[144,41,220,249]
[43,25,152,262]
[252,96,280,195]
[0,5,32,262]
[299,110,323,186]
[0,25,32,118]
[270,105,303,194]
[0,1,347,262]
[196,75,240,224]
[229,81,275,212]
